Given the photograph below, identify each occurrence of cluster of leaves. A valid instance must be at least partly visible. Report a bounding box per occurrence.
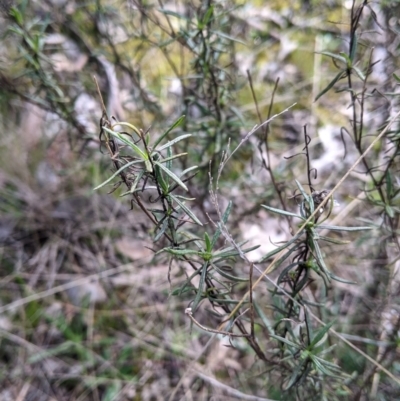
[3,3,86,142]
[96,106,268,361]
[135,1,247,192]
[260,178,370,397]
[1,0,400,399]
[96,101,377,399]
[94,1,400,399]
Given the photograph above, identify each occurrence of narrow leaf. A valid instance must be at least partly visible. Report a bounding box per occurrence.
[212,244,260,259]
[170,194,202,225]
[211,263,249,282]
[192,262,208,313]
[210,30,247,46]
[329,273,357,285]
[180,165,198,178]
[309,320,335,348]
[261,204,304,220]
[154,218,169,242]
[119,170,145,196]
[317,51,347,64]
[154,162,188,191]
[162,248,201,256]
[350,35,357,62]
[317,225,372,232]
[204,232,212,252]
[93,160,141,190]
[253,301,274,334]
[211,201,232,248]
[270,334,301,349]
[158,152,188,164]
[314,69,347,102]
[156,134,192,152]
[111,121,141,137]
[152,115,186,149]
[104,127,147,160]
[318,235,350,245]
[295,179,313,211]
[202,5,214,26]
[257,233,302,263]
[285,359,308,390]
[352,65,366,81]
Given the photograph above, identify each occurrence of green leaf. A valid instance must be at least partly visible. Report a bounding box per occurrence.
[393,73,400,83]
[154,218,169,242]
[313,354,341,371]
[120,170,145,197]
[104,127,147,160]
[339,52,352,67]
[276,262,301,287]
[166,145,172,170]
[158,152,188,164]
[295,179,314,212]
[180,165,198,178]
[212,244,260,259]
[385,204,395,218]
[169,194,202,225]
[310,236,330,278]
[207,296,241,305]
[204,232,212,252]
[174,195,196,201]
[309,320,335,348]
[284,359,308,390]
[152,115,186,149]
[10,7,24,25]
[121,185,157,196]
[257,232,302,263]
[310,355,342,377]
[111,121,141,137]
[211,263,249,282]
[317,51,347,64]
[103,382,122,401]
[386,170,394,198]
[329,273,357,285]
[314,69,347,102]
[304,308,313,343]
[93,160,142,191]
[253,301,274,334]
[162,248,201,256]
[178,268,204,296]
[270,334,301,349]
[318,235,350,245]
[349,36,357,62]
[201,5,214,27]
[154,163,169,194]
[156,134,192,152]
[261,204,304,220]
[211,30,247,46]
[317,225,372,232]
[211,201,232,248]
[192,262,208,313]
[352,65,365,81]
[171,285,195,296]
[154,161,188,191]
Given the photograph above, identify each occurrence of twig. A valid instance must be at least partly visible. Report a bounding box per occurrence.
[185,308,250,337]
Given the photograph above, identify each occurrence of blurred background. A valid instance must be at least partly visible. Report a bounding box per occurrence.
[0,0,399,400]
